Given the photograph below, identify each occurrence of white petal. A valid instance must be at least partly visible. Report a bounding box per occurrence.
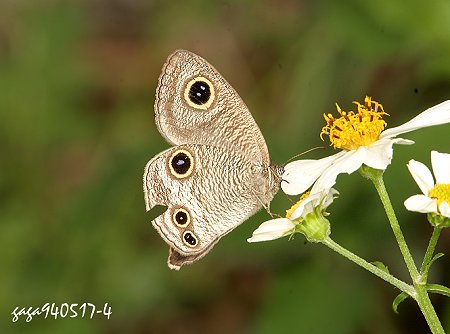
[290,192,322,220]
[363,137,414,170]
[363,139,394,170]
[407,160,434,195]
[290,188,339,220]
[391,138,415,145]
[322,188,340,208]
[311,150,364,193]
[380,100,450,139]
[247,218,295,242]
[439,201,450,218]
[281,153,343,195]
[365,137,417,170]
[431,151,450,184]
[404,195,437,213]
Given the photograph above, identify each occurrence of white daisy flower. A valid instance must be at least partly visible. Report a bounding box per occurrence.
[404,151,450,219]
[247,188,338,243]
[282,97,450,195]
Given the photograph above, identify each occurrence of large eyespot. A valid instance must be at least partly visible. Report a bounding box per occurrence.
[183,76,215,110]
[172,207,191,228]
[168,149,194,178]
[182,231,198,247]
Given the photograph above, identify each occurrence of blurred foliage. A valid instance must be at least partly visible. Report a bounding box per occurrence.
[1,0,450,333]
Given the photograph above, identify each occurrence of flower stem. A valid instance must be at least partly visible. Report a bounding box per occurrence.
[419,227,442,282]
[415,285,445,334]
[369,171,419,279]
[361,167,445,334]
[322,236,415,295]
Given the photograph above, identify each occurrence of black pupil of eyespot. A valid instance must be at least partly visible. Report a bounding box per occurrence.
[171,152,191,174]
[184,232,197,246]
[175,211,188,225]
[188,80,211,105]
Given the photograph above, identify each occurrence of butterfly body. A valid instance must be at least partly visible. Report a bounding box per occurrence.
[144,50,282,269]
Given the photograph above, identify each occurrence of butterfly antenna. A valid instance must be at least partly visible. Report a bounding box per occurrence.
[284,146,325,164]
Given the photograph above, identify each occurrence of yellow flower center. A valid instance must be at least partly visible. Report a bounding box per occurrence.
[320,96,389,150]
[429,184,450,207]
[286,192,310,219]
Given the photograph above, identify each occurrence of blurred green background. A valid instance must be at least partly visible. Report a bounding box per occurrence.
[1,0,450,333]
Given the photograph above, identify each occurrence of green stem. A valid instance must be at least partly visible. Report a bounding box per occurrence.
[322,237,415,296]
[420,227,442,280]
[415,285,445,334]
[369,172,419,279]
[362,167,445,334]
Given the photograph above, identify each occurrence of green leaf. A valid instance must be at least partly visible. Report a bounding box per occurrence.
[371,261,390,274]
[430,252,445,265]
[147,205,168,222]
[421,252,445,276]
[426,284,450,298]
[392,292,410,314]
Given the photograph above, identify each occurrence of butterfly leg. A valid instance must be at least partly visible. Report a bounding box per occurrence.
[249,188,283,219]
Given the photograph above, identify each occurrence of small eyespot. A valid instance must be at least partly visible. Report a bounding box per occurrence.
[168,149,194,178]
[183,76,215,110]
[182,231,198,247]
[172,208,191,228]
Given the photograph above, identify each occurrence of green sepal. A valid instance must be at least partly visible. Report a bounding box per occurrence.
[426,284,450,298]
[392,292,411,314]
[371,261,390,274]
[288,231,299,241]
[427,213,450,228]
[358,165,384,181]
[294,209,330,243]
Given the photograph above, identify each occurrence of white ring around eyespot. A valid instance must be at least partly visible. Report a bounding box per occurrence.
[182,231,198,248]
[183,76,215,110]
[168,149,194,179]
[172,207,191,228]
